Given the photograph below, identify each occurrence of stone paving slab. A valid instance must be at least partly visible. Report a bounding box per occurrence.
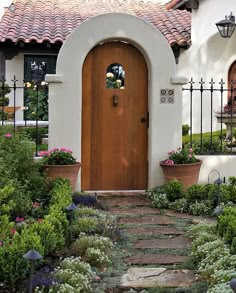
[134,237,191,249]
[165,210,217,224]
[125,254,188,265]
[121,268,197,288]
[109,207,160,215]
[124,227,185,235]
[119,216,175,225]
[98,196,151,207]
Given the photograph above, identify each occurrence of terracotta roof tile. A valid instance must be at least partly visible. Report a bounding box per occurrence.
[0,0,191,47]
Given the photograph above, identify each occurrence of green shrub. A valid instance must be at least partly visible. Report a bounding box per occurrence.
[218,208,236,253]
[163,180,184,201]
[168,198,189,213]
[22,127,48,144]
[0,130,35,183]
[182,124,190,136]
[184,136,226,155]
[53,256,94,292]
[0,185,16,215]
[147,185,165,200]
[189,222,236,288]
[151,193,169,209]
[207,283,233,293]
[29,219,65,255]
[72,217,98,236]
[75,207,99,217]
[0,215,14,241]
[185,184,206,203]
[85,247,112,267]
[71,234,113,257]
[0,229,44,284]
[188,201,212,216]
[49,178,72,211]
[189,222,217,239]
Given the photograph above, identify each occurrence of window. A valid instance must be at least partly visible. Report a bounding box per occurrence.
[106,63,125,89]
[24,55,57,121]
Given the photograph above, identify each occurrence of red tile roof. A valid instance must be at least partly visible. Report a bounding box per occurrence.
[0,0,191,47]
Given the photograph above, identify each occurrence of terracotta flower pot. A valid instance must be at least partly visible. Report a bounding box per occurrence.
[160,159,202,189]
[44,162,81,191]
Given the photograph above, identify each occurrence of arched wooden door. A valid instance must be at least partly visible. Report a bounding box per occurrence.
[82,42,148,190]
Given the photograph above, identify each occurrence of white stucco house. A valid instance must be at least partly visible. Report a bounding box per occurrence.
[0,0,236,191]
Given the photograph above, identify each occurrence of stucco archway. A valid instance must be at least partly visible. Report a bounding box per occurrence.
[46,13,185,191]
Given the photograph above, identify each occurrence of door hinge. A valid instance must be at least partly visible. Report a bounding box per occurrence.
[147,112,149,128]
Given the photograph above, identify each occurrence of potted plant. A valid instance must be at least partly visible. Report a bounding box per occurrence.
[160,147,202,189]
[39,148,81,191]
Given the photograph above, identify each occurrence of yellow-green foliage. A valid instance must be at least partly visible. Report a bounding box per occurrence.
[0,185,16,214]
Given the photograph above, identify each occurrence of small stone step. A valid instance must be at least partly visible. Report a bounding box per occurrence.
[134,237,191,249]
[98,195,151,207]
[165,210,217,224]
[125,227,185,236]
[125,254,188,265]
[121,268,197,288]
[109,207,160,215]
[119,216,175,225]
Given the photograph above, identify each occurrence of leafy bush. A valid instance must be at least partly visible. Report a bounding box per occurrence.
[85,247,112,267]
[217,207,236,253]
[53,256,94,292]
[182,124,190,136]
[0,178,71,286]
[49,178,72,211]
[0,131,35,182]
[96,214,127,242]
[207,283,233,293]
[184,184,206,203]
[23,127,48,144]
[0,229,44,284]
[75,207,99,217]
[189,222,236,289]
[228,176,236,186]
[151,193,169,209]
[163,180,184,201]
[72,217,98,236]
[29,219,65,255]
[188,201,212,216]
[71,234,113,258]
[168,198,189,213]
[184,136,226,155]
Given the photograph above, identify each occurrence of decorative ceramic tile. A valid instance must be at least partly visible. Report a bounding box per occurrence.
[160,89,175,104]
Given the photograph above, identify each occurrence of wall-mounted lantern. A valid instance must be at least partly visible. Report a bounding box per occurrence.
[216,12,236,38]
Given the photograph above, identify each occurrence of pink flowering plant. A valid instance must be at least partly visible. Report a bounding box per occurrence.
[164,147,198,165]
[39,148,77,165]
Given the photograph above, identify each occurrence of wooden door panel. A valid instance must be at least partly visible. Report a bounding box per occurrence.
[82,42,148,190]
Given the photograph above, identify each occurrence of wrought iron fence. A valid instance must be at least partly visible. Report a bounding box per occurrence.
[183,78,236,155]
[0,77,48,155]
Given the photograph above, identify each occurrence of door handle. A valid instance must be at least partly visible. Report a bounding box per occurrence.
[112,94,119,107]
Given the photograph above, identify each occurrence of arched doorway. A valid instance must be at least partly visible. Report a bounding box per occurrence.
[228,61,236,108]
[82,42,148,190]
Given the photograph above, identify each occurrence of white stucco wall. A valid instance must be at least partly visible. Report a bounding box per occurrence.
[198,155,236,184]
[177,0,236,133]
[46,13,185,191]
[0,0,12,20]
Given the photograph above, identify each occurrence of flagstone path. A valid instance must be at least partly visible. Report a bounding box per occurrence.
[97,192,213,292]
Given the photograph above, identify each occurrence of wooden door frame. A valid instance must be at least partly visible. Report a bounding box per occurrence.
[46,13,182,191]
